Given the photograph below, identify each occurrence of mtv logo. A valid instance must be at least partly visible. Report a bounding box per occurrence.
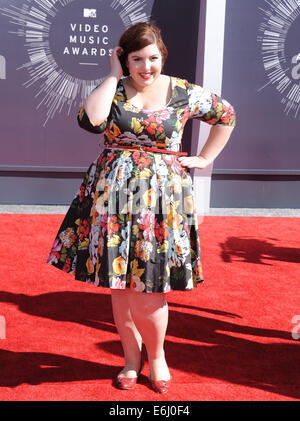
[83,8,97,18]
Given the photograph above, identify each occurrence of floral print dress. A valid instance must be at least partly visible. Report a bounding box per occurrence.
[47,76,235,293]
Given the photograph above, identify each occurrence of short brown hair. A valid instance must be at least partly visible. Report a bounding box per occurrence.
[118,22,168,76]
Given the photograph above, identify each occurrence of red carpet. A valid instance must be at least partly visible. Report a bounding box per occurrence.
[0,213,299,401]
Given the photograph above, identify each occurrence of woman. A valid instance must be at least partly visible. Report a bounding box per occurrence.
[47,22,235,394]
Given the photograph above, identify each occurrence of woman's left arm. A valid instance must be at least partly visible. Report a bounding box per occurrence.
[178,81,236,169]
[178,125,234,169]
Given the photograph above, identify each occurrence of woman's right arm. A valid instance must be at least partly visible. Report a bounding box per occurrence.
[78,47,123,131]
[84,74,120,126]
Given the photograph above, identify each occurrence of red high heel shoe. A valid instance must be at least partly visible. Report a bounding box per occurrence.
[149,374,172,394]
[115,360,143,390]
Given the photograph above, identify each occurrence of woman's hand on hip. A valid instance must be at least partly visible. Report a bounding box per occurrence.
[177,155,212,170]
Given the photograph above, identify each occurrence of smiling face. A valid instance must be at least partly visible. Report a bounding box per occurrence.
[126,43,163,87]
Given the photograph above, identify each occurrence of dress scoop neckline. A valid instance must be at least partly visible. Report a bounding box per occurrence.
[120,76,174,112]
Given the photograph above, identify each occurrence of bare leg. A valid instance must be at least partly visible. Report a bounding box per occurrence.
[128,290,171,381]
[111,288,142,378]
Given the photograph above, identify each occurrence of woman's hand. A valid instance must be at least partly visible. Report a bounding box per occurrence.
[110,46,124,80]
[177,155,211,169]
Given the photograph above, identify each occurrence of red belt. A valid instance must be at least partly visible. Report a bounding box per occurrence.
[105,144,188,156]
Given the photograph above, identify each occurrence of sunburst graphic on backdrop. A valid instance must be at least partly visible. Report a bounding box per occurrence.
[1,0,149,125]
[257,0,300,118]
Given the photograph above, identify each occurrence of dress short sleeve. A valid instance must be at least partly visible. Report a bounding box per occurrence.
[187,82,236,127]
[77,105,108,134]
